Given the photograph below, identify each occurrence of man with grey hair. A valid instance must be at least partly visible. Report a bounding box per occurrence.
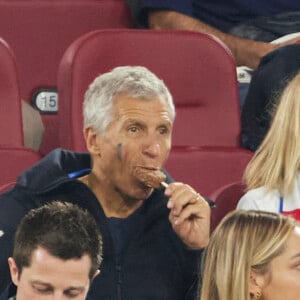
[0,66,211,300]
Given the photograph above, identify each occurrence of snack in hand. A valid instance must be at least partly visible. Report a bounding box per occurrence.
[133,167,166,189]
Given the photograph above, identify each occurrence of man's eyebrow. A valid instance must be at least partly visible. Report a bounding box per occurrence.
[123,119,146,127]
[124,118,172,128]
[31,280,85,291]
[30,280,52,287]
[290,253,300,259]
[158,121,172,127]
[66,286,85,291]
[30,279,51,285]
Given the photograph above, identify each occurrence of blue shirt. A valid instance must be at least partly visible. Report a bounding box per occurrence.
[140,0,300,32]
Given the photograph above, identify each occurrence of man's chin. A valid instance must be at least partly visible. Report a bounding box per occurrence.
[133,184,154,200]
[118,184,153,202]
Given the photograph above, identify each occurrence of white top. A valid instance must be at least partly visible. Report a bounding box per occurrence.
[237,173,300,213]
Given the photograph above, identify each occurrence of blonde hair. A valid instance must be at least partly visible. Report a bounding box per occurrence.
[244,72,300,195]
[200,210,295,300]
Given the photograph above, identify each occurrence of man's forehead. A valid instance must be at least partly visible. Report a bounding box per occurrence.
[114,93,165,104]
[114,94,170,112]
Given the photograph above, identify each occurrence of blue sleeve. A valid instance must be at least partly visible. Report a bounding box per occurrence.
[140,0,192,14]
[138,0,193,27]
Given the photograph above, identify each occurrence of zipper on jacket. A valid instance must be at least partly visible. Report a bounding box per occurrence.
[116,264,122,300]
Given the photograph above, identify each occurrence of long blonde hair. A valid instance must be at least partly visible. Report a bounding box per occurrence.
[244,72,300,195]
[200,210,295,300]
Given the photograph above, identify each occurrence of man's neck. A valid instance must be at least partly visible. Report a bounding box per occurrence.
[79,173,143,218]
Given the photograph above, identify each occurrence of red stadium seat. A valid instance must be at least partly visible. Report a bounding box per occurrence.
[0,37,23,147]
[209,181,247,231]
[57,29,241,152]
[0,182,16,194]
[165,146,252,197]
[0,147,41,187]
[0,0,133,155]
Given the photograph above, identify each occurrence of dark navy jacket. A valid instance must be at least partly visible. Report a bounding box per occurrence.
[242,44,300,151]
[0,148,202,300]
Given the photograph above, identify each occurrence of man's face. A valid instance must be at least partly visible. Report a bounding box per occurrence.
[93,94,173,200]
[9,247,93,300]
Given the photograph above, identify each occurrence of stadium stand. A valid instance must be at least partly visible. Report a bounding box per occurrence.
[0,0,133,155]
[0,36,23,147]
[0,36,42,186]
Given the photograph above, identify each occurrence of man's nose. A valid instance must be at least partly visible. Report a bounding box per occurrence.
[142,138,161,158]
[52,292,65,300]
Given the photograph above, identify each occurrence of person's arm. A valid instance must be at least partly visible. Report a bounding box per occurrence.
[149,10,291,69]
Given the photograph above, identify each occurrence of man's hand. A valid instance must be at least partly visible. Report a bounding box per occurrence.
[165,182,210,249]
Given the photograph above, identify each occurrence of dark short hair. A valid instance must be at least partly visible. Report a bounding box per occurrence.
[13,201,103,280]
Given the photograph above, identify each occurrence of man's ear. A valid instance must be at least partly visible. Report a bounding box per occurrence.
[8,257,20,286]
[84,127,102,156]
[91,269,100,283]
[249,270,266,298]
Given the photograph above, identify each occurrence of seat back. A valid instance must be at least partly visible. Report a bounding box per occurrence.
[0,0,133,154]
[0,181,16,194]
[0,37,23,147]
[0,147,41,187]
[165,146,252,197]
[209,181,247,231]
[58,29,241,151]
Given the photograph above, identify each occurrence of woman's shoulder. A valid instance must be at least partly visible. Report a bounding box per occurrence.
[237,186,280,210]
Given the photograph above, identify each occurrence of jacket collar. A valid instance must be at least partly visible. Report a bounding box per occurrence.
[16,148,91,193]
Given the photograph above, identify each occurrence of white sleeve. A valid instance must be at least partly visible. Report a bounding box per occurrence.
[236,191,260,210]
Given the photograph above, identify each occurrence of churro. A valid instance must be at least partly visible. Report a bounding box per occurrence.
[133,167,167,189]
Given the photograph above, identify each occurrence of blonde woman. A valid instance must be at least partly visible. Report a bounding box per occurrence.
[237,72,300,220]
[200,210,300,300]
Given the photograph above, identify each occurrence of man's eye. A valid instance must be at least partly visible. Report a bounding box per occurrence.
[33,286,52,294]
[159,127,168,134]
[129,126,139,132]
[65,290,83,298]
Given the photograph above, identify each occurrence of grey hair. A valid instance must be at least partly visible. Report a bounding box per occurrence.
[83,66,175,136]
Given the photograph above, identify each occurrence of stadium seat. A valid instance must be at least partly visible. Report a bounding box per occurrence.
[0,0,133,155]
[0,147,41,187]
[57,29,241,151]
[0,182,16,194]
[209,181,247,231]
[165,146,252,198]
[0,37,23,147]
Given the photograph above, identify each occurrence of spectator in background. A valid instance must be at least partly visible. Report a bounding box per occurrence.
[0,66,211,300]
[200,210,300,300]
[237,72,300,221]
[138,1,300,69]
[242,44,300,151]
[2,201,102,300]
[138,1,300,153]
[125,0,140,27]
